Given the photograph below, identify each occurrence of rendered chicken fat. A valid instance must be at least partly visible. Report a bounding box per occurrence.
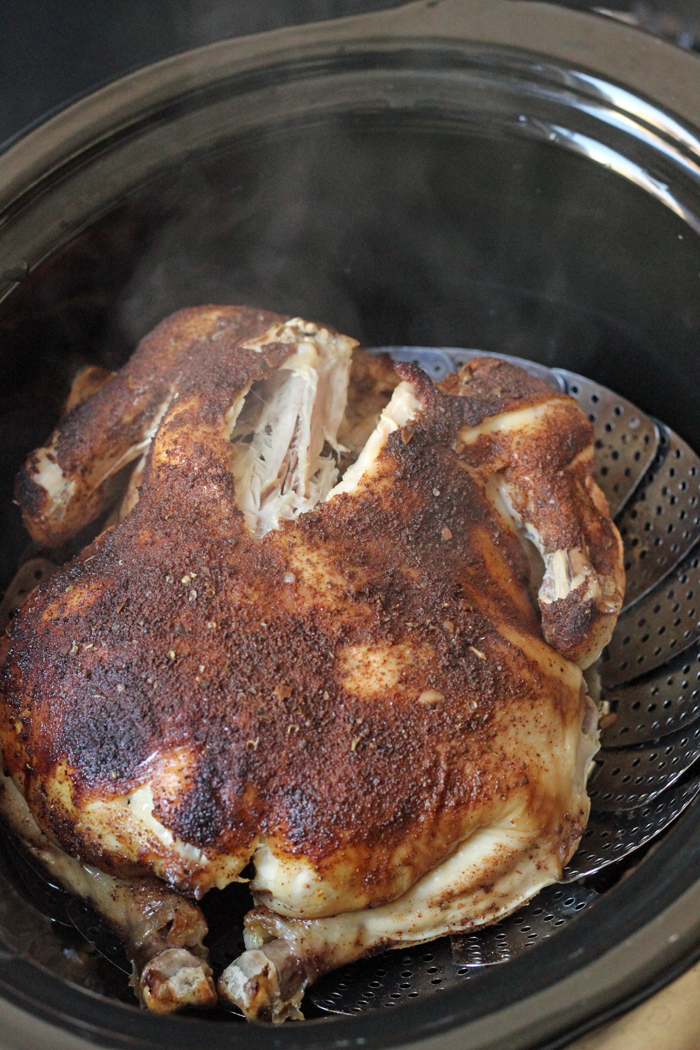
[0,306,624,1021]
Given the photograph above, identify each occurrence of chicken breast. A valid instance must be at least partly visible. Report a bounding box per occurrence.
[0,307,623,1020]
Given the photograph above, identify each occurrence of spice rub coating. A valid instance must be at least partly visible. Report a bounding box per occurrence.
[2,309,619,923]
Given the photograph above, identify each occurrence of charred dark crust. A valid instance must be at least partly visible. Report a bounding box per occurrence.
[1,323,610,903]
[61,365,114,421]
[14,462,49,523]
[349,348,400,397]
[539,585,599,663]
[439,357,558,420]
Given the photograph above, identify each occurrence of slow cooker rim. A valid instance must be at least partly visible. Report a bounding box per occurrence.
[3,0,700,215]
[2,3,700,1048]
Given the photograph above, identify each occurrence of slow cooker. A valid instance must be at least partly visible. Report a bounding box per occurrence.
[3,1,700,1047]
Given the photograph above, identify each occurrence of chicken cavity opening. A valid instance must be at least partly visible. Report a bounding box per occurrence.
[228,322,355,538]
[229,337,422,537]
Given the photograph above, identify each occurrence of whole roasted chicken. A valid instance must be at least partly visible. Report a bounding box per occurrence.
[0,307,624,1020]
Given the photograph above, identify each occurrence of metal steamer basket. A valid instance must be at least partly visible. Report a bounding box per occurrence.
[3,3,700,1049]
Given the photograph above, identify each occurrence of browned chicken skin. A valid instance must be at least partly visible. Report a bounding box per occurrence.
[0,307,623,1020]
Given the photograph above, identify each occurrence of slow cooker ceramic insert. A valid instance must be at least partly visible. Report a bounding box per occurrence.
[2,3,700,1048]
